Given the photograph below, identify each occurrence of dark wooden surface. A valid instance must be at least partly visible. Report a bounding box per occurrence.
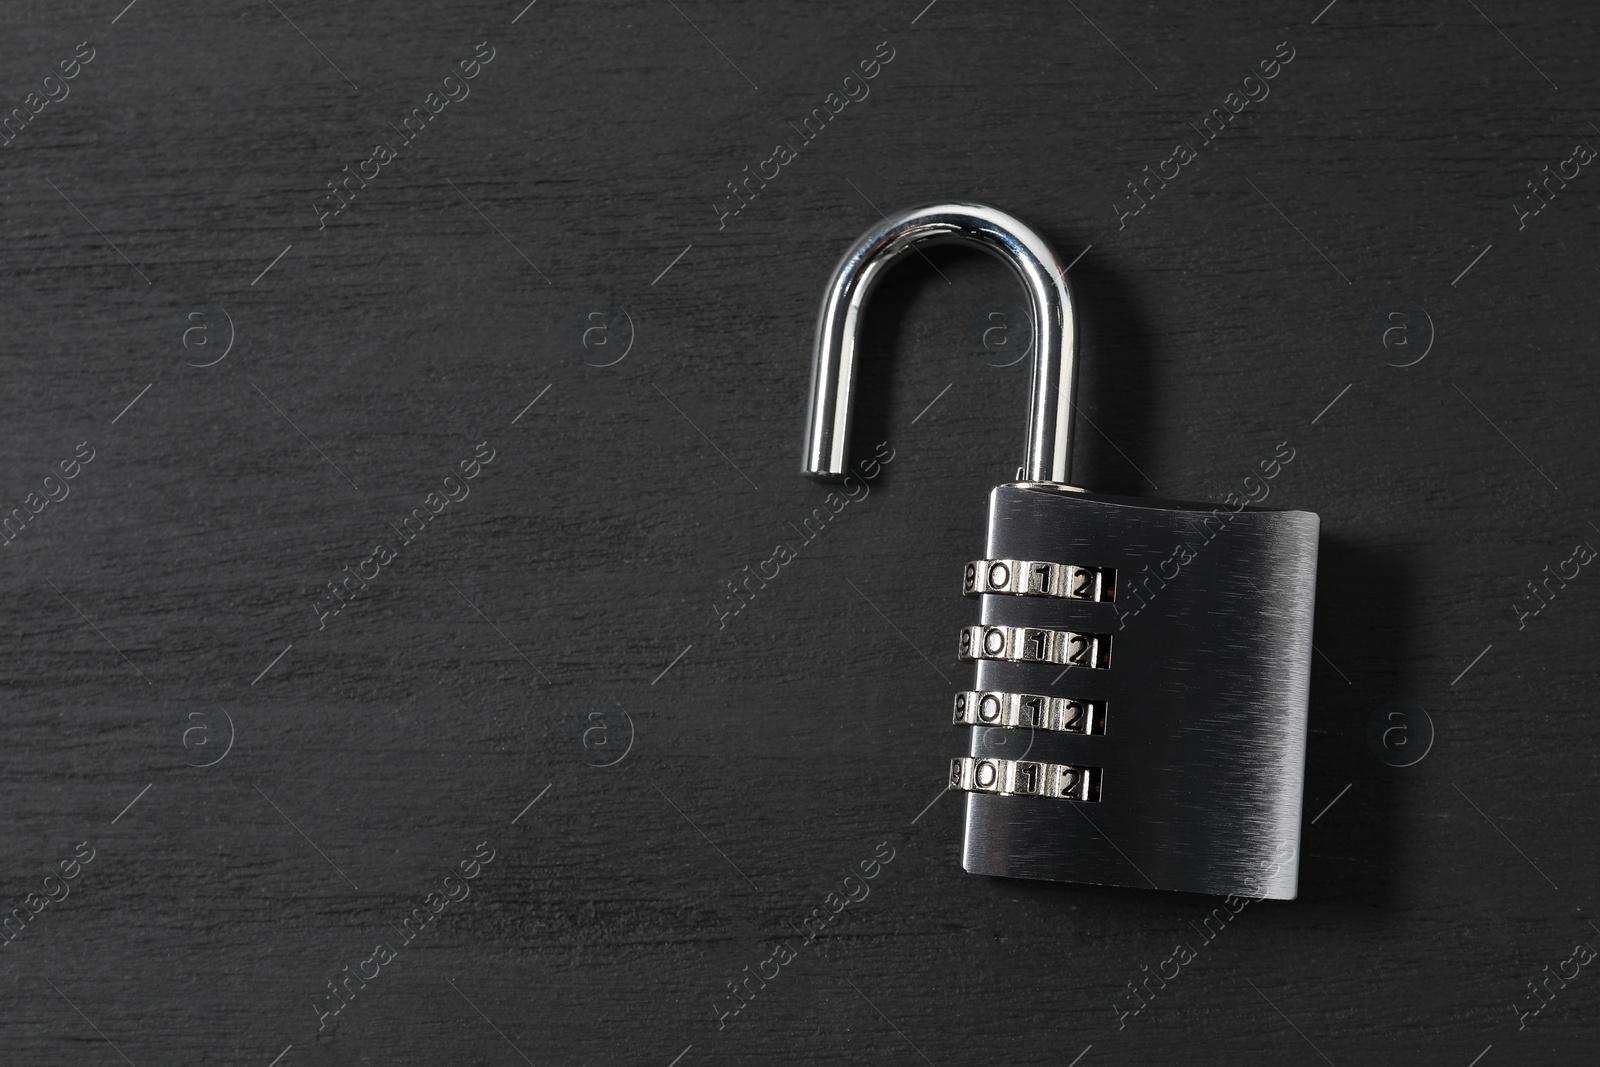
[3,1,1598,1064]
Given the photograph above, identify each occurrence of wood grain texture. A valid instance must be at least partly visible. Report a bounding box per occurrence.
[2,1,1597,1064]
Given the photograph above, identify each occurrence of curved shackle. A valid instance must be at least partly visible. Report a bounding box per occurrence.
[801,202,1079,485]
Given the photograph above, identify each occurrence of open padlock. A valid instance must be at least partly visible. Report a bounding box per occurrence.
[802,203,1319,898]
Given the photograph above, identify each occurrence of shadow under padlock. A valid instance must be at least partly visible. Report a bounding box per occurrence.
[1297,537,1412,910]
[802,203,1322,899]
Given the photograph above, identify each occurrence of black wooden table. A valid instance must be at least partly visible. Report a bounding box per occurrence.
[2,2,1596,1064]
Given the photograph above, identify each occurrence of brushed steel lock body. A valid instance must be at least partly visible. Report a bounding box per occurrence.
[802,202,1319,899]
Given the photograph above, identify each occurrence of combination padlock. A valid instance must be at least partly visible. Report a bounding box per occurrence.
[802,203,1319,899]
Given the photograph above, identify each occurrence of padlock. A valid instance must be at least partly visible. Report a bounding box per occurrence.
[802,203,1319,899]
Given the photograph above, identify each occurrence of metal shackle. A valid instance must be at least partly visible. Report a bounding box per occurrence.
[801,202,1079,485]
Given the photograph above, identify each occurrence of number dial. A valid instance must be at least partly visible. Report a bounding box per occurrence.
[950,757,1100,801]
[962,558,1114,601]
[953,691,1103,734]
[957,625,1110,668]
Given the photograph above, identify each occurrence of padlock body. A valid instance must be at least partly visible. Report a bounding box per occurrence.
[961,483,1319,899]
